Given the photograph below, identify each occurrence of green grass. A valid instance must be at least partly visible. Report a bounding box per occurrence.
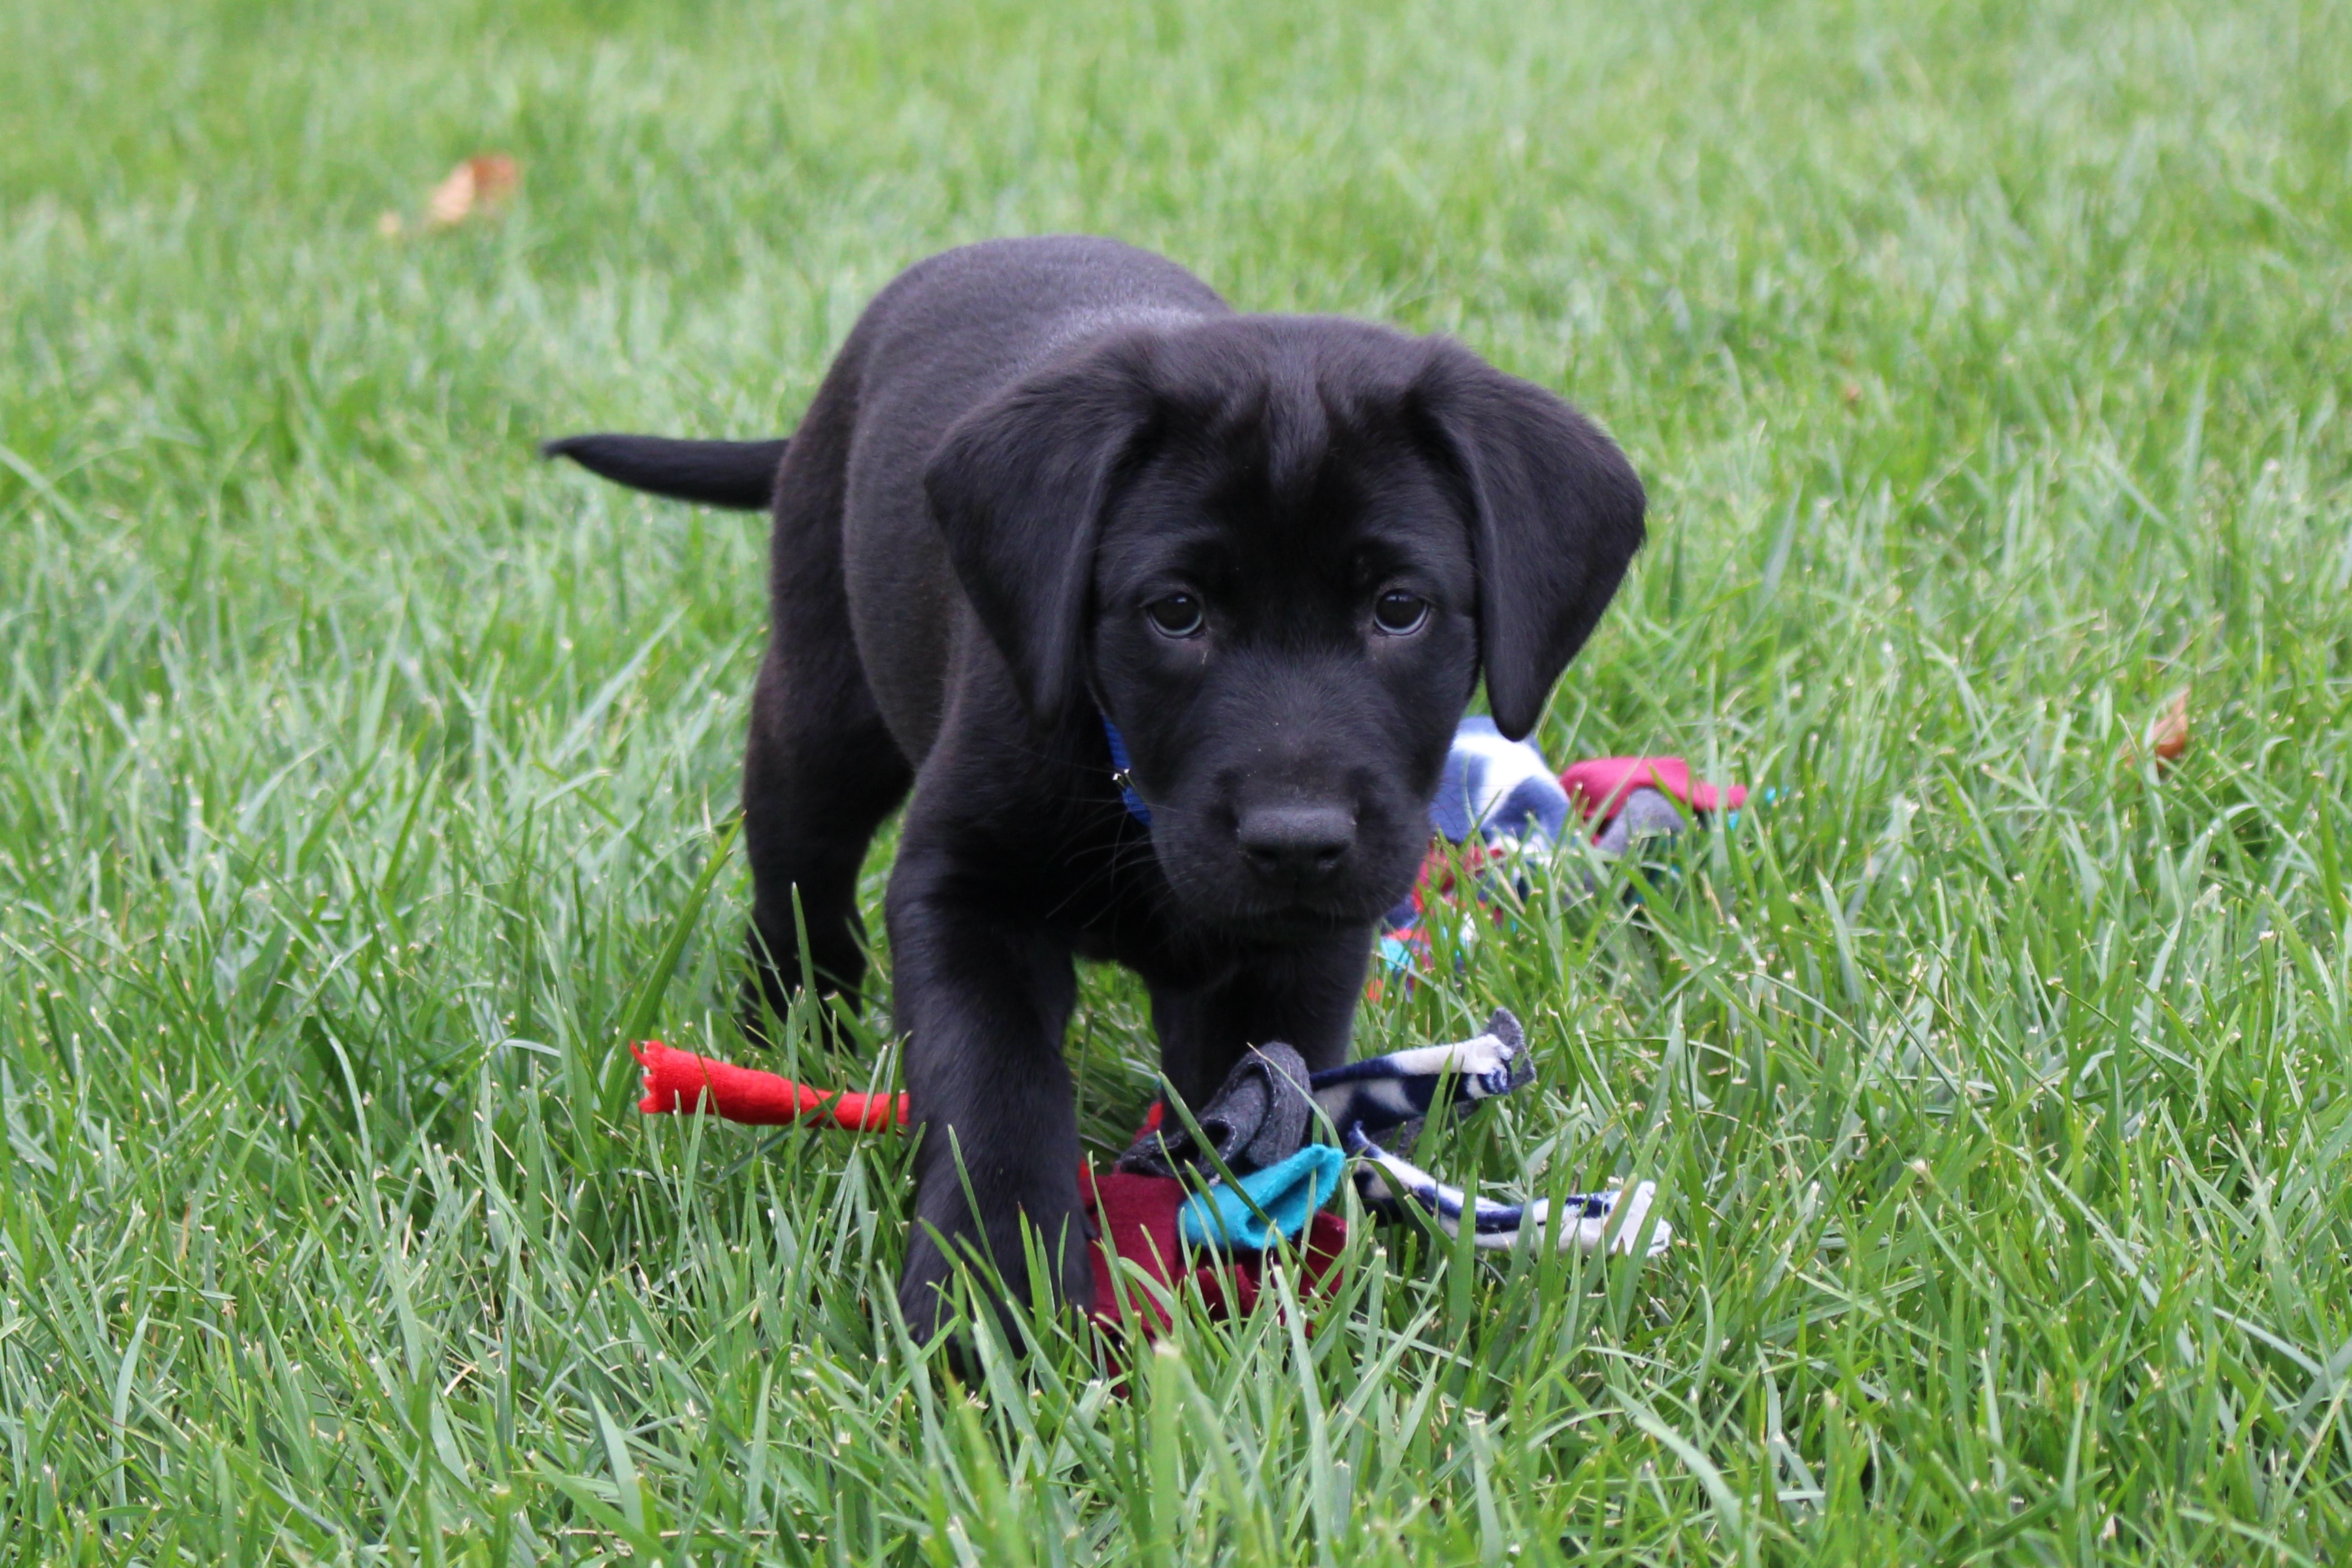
[5,0,2352,1559]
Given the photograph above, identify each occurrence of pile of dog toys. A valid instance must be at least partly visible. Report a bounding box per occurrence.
[1375,718,1749,988]
[635,1007,1665,1331]
[631,720,1744,1331]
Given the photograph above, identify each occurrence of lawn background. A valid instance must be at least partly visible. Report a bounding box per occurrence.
[5,0,2352,1561]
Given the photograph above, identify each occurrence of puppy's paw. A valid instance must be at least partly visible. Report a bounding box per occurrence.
[895,1213,1095,1369]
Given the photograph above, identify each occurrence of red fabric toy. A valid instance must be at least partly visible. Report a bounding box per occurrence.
[632,1041,1344,1335]
[635,1039,906,1129]
[1559,754,1748,820]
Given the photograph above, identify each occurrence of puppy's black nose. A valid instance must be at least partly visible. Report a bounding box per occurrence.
[1236,804,1355,884]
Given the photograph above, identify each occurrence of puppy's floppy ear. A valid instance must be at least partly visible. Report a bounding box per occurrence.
[1414,341,1646,741]
[925,340,1157,726]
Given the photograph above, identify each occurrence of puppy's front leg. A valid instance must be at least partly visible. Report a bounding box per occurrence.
[887,858,1090,1344]
[1151,929,1373,1110]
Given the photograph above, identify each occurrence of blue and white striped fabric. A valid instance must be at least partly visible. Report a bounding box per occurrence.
[1172,1007,1674,1260]
[1429,716,1573,850]
[1346,1129,1669,1256]
[1308,1007,1534,1136]
[1311,1008,1670,1257]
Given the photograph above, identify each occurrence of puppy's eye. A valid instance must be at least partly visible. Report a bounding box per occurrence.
[1145,593,1205,638]
[1372,590,1429,635]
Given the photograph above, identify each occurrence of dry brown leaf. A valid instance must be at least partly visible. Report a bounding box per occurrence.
[2149,688,2190,763]
[424,153,521,230]
[2123,688,2191,773]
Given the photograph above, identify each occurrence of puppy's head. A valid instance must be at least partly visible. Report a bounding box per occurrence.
[925,316,1644,937]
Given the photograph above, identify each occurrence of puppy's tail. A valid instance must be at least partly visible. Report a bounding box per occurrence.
[540,432,786,511]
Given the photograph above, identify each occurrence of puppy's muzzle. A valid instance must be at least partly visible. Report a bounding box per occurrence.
[1236,802,1357,888]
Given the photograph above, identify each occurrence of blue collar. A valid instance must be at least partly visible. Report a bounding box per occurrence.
[1102,716,1153,826]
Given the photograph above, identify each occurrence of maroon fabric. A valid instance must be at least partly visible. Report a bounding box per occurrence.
[1081,1167,1348,1335]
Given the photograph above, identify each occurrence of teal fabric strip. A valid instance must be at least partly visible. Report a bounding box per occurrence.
[1178,1144,1346,1251]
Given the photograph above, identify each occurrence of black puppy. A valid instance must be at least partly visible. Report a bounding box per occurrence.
[546,236,1643,1339]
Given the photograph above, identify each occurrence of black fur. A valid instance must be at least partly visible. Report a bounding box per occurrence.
[542,433,788,510]
[544,237,1644,1346]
